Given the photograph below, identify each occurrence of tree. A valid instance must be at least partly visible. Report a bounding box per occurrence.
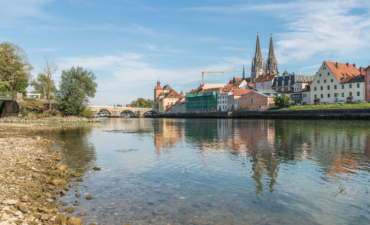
[56,67,98,115]
[0,42,33,94]
[131,98,153,108]
[274,94,291,108]
[40,55,57,110]
[30,73,57,100]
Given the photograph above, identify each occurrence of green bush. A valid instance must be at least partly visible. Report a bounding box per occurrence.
[274,94,291,108]
[22,109,29,117]
[80,108,95,117]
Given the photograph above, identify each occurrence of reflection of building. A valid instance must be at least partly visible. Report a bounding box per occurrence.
[154,119,185,155]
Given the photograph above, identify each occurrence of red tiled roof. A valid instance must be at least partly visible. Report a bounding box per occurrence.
[253,74,279,83]
[202,88,222,93]
[325,61,363,83]
[155,86,163,90]
[163,84,173,90]
[232,89,251,96]
[164,90,182,99]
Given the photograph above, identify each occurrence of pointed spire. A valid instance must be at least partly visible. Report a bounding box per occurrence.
[242,65,245,79]
[254,32,262,58]
[268,33,275,59]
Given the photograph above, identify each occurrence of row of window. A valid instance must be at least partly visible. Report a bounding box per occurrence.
[314,92,360,98]
[218,101,226,104]
[317,79,334,83]
[218,95,227,99]
[237,98,274,104]
[318,72,330,77]
[314,83,360,91]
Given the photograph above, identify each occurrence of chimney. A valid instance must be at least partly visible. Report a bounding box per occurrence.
[353,63,356,68]
[336,62,339,69]
[346,62,349,67]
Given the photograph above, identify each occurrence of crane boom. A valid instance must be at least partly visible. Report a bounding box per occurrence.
[199,69,249,85]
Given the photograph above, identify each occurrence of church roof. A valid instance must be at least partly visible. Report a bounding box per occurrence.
[164,90,182,99]
[254,32,263,59]
[268,34,275,59]
[254,74,279,83]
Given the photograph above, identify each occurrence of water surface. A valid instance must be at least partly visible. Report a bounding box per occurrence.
[43,118,370,224]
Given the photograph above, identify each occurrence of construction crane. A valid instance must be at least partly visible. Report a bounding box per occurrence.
[199,68,249,85]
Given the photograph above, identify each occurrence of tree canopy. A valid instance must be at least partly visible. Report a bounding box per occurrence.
[30,73,57,99]
[56,67,98,115]
[131,98,153,108]
[274,94,291,108]
[0,42,33,94]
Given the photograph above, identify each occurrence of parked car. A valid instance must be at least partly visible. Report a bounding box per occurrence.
[302,102,308,105]
[292,103,301,106]
[334,100,346,104]
[353,100,366,103]
[321,102,328,104]
[286,104,291,107]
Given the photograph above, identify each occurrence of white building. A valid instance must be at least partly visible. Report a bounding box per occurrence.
[253,74,279,90]
[310,61,365,104]
[217,90,230,112]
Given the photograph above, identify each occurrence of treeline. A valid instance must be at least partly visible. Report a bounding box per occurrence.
[131,98,153,108]
[0,42,98,115]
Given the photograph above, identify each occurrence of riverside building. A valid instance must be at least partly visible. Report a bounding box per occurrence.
[310,61,366,104]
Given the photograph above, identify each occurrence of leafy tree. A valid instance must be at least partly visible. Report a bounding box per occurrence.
[274,94,291,108]
[30,73,57,99]
[40,55,57,110]
[56,67,98,115]
[131,98,153,108]
[0,42,33,94]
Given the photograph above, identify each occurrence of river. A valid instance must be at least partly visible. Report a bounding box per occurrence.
[37,118,370,224]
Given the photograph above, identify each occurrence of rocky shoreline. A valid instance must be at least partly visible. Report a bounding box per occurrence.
[0,116,99,124]
[0,124,98,225]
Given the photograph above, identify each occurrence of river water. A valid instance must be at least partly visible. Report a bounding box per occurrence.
[41,118,370,225]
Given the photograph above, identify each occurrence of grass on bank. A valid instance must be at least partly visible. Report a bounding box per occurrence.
[274,103,370,110]
[18,98,47,109]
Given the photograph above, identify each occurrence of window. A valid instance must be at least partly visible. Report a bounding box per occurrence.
[357,92,360,96]
[321,86,323,90]
[251,97,253,104]
[254,94,256,97]
[315,94,317,98]
[328,72,330,76]
[243,100,245,104]
[263,99,265,103]
[342,84,345,89]
[282,87,284,91]
[328,94,330,98]
[335,93,338,97]
[319,74,321,77]
[255,100,257,103]
[259,99,261,103]
[334,85,337,89]
[349,84,352,88]
[321,94,323,98]
[315,87,317,91]
[247,100,249,104]
[324,79,327,83]
[331,79,333,82]
[318,80,320,83]
[349,92,352,96]
[357,83,360,88]
[327,85,330,90]
[342,93,344,97]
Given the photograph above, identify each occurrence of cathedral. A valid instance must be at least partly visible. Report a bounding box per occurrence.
[250,33,279,82]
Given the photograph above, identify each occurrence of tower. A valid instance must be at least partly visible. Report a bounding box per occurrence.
[154,78,163,107]
[266,34,279,75]
[251,32,265,82]
[242,65,245,79]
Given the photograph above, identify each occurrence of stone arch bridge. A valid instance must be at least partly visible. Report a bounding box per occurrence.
[87,106,157,117]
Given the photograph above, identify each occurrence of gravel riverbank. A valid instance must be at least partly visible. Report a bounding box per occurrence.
[0,124,95,225]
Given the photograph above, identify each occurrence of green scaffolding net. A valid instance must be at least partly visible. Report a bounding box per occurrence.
[185,92,218,110]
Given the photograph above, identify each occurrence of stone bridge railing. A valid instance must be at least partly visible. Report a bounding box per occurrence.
[87,106,156,117]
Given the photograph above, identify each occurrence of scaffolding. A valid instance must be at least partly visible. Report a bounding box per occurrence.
[185,92,218,112]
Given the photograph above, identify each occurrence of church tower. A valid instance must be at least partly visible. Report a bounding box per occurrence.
[154,79,163,109]
[251,32,265,82]
[266,34,279,75]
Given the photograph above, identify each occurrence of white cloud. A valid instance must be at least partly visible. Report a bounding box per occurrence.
[57,53,248,104]
[0,0,51,18]
[186,0,370,64]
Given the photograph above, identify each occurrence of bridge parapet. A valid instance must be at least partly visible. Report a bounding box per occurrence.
[87,106,154,117]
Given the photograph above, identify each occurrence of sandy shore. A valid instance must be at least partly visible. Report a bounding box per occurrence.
[0,124,92,225]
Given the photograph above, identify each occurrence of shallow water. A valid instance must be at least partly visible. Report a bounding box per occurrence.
[44,118,370,224]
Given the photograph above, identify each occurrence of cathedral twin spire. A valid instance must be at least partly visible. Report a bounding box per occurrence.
[250,32,278,81]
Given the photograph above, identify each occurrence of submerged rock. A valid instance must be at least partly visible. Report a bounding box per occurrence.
[93,167,101,171]
[76,193,81,198]
[86,195,93,200]
[67,217,83,225]
[57,164,68,171]
[65,208,74,214]
[72,172,84,177]
[52,179,67,186]
[78,212,86,216]
[55,215,67,225]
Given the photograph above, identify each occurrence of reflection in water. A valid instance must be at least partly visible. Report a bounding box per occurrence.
[53,118,370,225]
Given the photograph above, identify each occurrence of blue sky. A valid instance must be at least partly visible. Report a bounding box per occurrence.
[1,0,370,105]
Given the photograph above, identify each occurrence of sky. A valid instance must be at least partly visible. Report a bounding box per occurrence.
[1,0,370,106]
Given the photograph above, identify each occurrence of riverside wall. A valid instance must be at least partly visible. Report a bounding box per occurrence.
[153,109,370,120]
